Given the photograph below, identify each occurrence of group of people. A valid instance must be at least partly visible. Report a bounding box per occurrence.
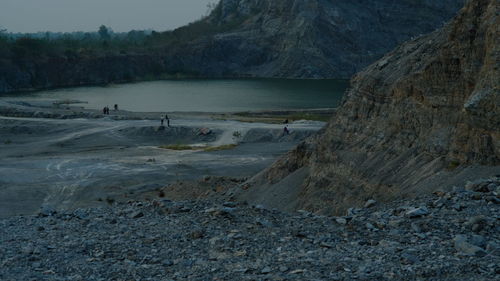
[161,114,170,127]
[102,104,119,115]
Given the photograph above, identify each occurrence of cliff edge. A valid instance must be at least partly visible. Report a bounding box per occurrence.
[234,0,499,214]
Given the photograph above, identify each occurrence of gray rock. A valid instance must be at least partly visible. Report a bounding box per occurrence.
[39,205,57,217]
[405,207,429,218]
[279,266,289,272]
[364,199,377,208]
[336,218,347,225]
[486,242,500,256]
[470,235,487,248]
[453,235,487,257]
[129,211,144,219]
[261,266,272,274]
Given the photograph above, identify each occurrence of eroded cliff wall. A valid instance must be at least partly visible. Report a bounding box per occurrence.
[235,0,499,215]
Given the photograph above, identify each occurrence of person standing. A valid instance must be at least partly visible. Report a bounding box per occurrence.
[165,114,170,127]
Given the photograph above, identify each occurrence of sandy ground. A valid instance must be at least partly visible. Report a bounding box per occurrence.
[0,99,325,217]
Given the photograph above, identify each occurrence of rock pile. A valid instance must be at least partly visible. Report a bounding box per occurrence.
[1,178,498,280]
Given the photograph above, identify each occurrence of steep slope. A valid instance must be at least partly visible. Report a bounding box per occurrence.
[163,0,465,78]
[0,0,464,93]
[234,0,499,215]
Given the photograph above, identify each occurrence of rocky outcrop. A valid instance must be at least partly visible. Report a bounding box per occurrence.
[235,0,499,215]
[163,0,465,79]
[0,0,464,93]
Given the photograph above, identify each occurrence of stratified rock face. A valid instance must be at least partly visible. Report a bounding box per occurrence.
[166,0,465,78]
[238,0,499,215]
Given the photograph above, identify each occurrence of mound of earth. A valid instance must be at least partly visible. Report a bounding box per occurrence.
[118,126,221,145]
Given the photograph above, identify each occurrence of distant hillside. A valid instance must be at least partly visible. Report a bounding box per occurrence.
[234,0,499,214]
[163,0,466,78]
[0,0,465,93]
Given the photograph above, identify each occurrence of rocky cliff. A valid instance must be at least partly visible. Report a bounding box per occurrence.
[162,0,465,78]
[0,0,464,93]
[234,0,499,215]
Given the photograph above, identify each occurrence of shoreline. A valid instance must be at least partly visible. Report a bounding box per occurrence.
[0,77,350,96]
[0,99,337,123]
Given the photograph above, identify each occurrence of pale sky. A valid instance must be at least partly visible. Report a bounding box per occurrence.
[0,0,218,33]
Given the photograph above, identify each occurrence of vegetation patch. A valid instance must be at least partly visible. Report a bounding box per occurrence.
[203,144,238,152]
[289,113,332,122]
[230,111,334,123]
[159,143,238,152]
[159,144,197,150]
[446,160,461,171]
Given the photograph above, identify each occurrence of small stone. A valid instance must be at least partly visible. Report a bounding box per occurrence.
[470,235,486,248]
[320,242,334,248]
[453,235,487,257]
[261,266,272,274]
[486,242,500,256]
[411,223,422,233]
[129,211,144,219]
[279,266,289,272]
[256,218,273,227]
[188,229,205,239]
[485,196,500,204]
[162,260,173,266]
[464,216,486,232]
[401,252,418,264]
[73,209,88,219]
[405,207,429,218]
[39,205,57,217]
[364,199,377,208]
[222,202,237,208]
[336,218,347,225]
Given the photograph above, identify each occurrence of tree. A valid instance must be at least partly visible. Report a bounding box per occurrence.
[0,27,7,40]
[98,25,111,40]
[206,2,218,16]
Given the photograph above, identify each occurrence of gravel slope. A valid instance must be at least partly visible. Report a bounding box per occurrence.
[1,177,498,280]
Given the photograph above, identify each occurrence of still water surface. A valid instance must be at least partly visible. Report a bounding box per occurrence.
[5,79,349,112]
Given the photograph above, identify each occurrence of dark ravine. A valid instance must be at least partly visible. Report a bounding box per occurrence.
[234,0,499,215]
[0,0,465,93]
